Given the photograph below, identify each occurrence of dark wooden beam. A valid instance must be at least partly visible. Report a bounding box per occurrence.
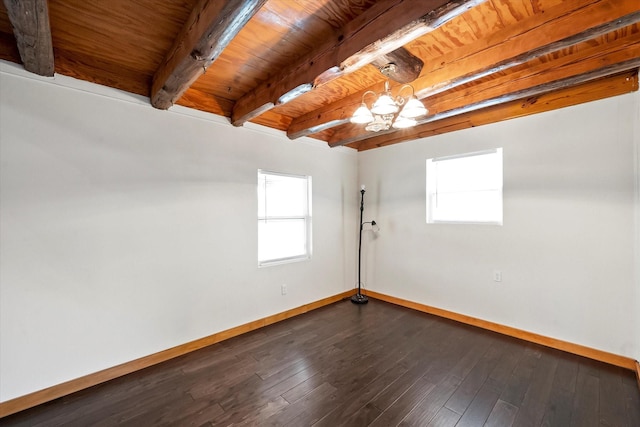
[230,0,486,126]
[371,47,424,84]
[330,59,640,148]
[151,0,268,110]
[353,70,638,151]
[3,0,54,76]
[288,0,640,140]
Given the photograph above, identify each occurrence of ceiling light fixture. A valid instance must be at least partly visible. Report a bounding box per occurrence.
[351,81,428,132]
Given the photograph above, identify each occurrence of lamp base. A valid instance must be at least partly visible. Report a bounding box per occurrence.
[350,293,369,304]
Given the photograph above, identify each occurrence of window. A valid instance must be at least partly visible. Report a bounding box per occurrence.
[258,170,312,266]
[426,148,503,224]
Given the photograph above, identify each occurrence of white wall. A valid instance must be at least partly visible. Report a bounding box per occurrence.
[634,84,640,363]
[358,89,640,360]
[0,64,358,402]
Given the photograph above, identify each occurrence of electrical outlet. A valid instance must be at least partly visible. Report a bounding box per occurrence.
[493,270,502,282]
[281,284,287,295]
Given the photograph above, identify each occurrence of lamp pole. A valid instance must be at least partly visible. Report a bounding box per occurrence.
[351,186,369,304]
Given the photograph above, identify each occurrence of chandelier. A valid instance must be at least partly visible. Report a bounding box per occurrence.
[350,81,428,132]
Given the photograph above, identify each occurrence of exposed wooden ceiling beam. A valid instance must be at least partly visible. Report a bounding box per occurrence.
[230,0,486,126]
[353,70,638,151]
[288,0,640,140]
[424,30,640,120]
[330,58,640,148]
[329,25,640,146]
[151,0,267,110]
[3,0,54,76]
[371,47,424,84]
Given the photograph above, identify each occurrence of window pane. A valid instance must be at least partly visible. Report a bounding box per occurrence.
[258,173,308,218]
[427,149,502,224]
[435,153,501,192]
[258,170,312,265]
[258,219,307,262]
[266,178,307,217]
[431,190,502,223]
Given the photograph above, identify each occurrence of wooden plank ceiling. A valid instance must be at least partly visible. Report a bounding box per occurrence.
[1,0,638,151]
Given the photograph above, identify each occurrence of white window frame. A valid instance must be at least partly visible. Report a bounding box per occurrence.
[258,170,312,267]
[426,148,503,225]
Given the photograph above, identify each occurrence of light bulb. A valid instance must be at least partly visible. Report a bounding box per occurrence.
[399,97,427,118]
[350,103,374,124]
[392,116,417,129]
[371,94,399,115]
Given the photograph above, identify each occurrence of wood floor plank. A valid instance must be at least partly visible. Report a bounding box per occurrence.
[204,363,319,426]
[367,357,435,414]
[186,356,259,400]
[597,364,629,427]
[446,328,494,382]
[2,299,639,427]
[265,381,337,426]
[117,393,211,426]
[397,375,461,426]
[455,382,501,427]
[336,402,383,427]
[93,385,185,426]
[539,352,578,427]
[511,350,558,426]
[369,377,437,426]
[426,406,462,427]
[281,372,327,404]
[500,345,543,407]
[254,340,339,381]
[174,400,225,426]
[485,340,526,393]
[484,399,518,427]
[313,363,409,427]
[220,328,292,357]
[249,328,319,362]
[444,337,506,415]
[177,346,251,375]
[622,371,640,427]
[232,396,289,426]
[569,365,600,427]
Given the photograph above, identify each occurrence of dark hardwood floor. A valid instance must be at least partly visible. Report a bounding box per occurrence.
[2,299,639,426]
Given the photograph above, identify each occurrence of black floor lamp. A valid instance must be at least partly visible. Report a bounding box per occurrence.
[351,185,376,304]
